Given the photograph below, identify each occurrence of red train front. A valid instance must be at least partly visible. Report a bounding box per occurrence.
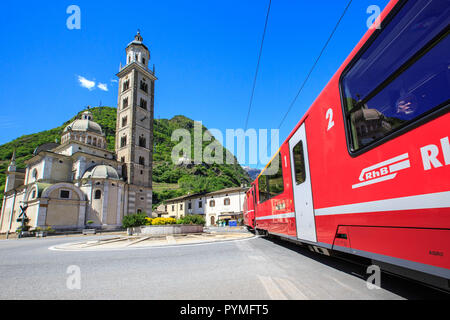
[243,0,450,290]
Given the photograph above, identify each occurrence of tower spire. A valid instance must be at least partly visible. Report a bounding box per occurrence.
[8,150,16,172]
[135,29,143,42]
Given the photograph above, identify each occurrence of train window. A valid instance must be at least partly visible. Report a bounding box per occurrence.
[258,153,284,203]
[293,141,306,185]
[258,174,268,203]
[267,153,284,198]
[341,0,450,152]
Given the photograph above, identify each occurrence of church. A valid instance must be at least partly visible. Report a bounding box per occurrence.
[0,31,156,234]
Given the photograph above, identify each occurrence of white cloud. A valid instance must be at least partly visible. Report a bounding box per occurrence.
[77,75,96,90]
[111,79,118,83]
[97,83,108,91]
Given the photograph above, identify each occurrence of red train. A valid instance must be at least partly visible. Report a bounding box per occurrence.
[244,0,449,290]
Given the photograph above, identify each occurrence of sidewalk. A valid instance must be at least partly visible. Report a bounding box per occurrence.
[205,226,249,233]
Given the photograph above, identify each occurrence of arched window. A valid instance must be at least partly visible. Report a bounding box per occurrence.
[122,97,129,108]
[140,98,148,110]
[32,168,38,180]
[139,136,146,148]
[122,164,128,181]
[139,156,145,166]
[140,79,148,93]
[209,200,215,207]
[120,136,127,148]
[123,79,130,91]
[94,190,102,199]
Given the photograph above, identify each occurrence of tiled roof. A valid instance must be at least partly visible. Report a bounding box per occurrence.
[163,187,248,203]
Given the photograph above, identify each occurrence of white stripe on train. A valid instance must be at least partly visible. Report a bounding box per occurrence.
[254,191,450,220]
[315,191,450,216]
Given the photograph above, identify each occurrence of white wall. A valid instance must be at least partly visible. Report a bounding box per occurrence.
[204,191,245,226]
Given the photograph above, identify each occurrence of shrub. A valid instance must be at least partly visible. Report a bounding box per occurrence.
[145,217,153,226]
[44,226,55,233]
[151,217,176,225]
[122,213,148,228]
[177,215,205,226]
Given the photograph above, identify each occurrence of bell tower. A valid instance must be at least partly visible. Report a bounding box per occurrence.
[116,31,157,214]
[5,150,17,193]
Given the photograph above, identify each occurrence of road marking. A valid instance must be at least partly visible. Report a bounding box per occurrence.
[257,275,288,300]
[126,236,151,247]
[166,236,176,244]
[274,277,309,300]
[48,235,258,252]
[80,237,124,248]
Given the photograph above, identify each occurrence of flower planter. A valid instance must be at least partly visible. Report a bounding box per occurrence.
[82,229,96,235]
[136,224,204,236]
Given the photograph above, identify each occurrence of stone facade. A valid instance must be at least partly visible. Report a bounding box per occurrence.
[0,32,157,234]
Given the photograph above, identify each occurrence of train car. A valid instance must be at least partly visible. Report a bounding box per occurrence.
[244,0,450,290]
[243,188,256,230]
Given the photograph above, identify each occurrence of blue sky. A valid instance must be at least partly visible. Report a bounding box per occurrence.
[0,0,389,168]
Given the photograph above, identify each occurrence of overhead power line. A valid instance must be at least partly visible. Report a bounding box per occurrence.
[243,0,272,131]
[277,0,353,129]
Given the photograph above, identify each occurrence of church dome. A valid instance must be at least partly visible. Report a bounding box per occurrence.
[64,119,103,135]
[127,30,149,51]
[64,110,103,135]
[82,165,120,180]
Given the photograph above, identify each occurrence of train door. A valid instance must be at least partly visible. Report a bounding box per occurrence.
[245,187,256,229]
[289,123,317,242]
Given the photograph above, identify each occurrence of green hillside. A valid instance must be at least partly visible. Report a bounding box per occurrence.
[0,107,250,209]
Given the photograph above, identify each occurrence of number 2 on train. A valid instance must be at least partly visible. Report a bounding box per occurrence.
[326,108,334,131]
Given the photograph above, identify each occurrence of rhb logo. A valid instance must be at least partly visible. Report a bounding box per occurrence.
[352,153,411,189]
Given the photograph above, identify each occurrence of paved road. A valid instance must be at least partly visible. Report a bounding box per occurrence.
[0,234,447,299]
